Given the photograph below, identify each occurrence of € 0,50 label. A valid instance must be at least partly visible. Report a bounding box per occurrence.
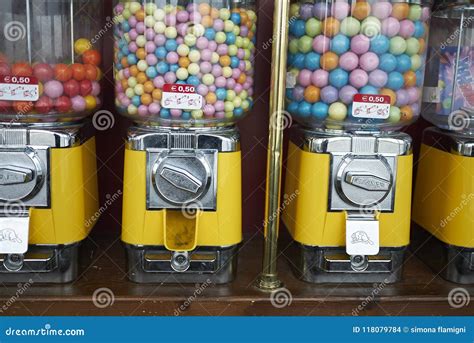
[352,94,391,119]
[0,75,39,102]
[162,84,203,111]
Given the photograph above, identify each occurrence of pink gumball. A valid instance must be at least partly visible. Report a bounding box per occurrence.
[350,35,370,55]
[298,69,313,87]
[339,52,359,71]
[399,20,415,39]
[44,80,64,99]
[350,69,369,88]
[381,17,400,37]
[311,69,329,88]
[372,2,392,20]
[313,35,330,54]
[359,52,379,72]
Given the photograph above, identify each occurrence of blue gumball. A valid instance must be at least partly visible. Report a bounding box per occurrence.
[231,56,240,68]
[379,54,397,73]
[165,39,178,51]
[226,32,237,45]
[288,101,299,115]
[387,72,405,90]
[231,12,241,25]
[146,66,158,78]
[155,47,167,59]
[413,21,425,38]
[286,88,294,101]
[160,108,170,118]
[290,19,306,38]
[216,88,227,100]
[170,64,179,72]
[234,107,244,116]
[204,28,216,40]
[329,68,349,89]
[304,52,320,71]
[396,54,412,73]
[292,53,305,69]
[359,86,379,95]
[132,95,141,107]
[415,70,424,87]
[331,34,350,55]
[370,35,390,55]
[187,76,200,86]
[298,101,312,117]
[181,111,191,120]
[311,102,329,119]
[156,62,169,74]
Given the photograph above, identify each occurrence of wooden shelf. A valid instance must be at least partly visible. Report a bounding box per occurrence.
[0,230,473,316]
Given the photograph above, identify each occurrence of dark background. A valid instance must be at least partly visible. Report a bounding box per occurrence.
[95,0,428,236]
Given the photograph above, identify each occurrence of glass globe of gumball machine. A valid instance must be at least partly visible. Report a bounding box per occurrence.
[114,0,257,283]
[413,0,473,284]
[0,1,103,283]
[281,0,431,283]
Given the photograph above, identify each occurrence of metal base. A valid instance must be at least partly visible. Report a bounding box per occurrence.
[412,224,474,284]
[0,243,79,284]
[125,244,239,284]
[287,241,406,284]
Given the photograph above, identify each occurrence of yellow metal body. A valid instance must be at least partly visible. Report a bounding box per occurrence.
[29,138,99,245]
[282,142,413,247]
[122,148,242,249]
[413,144,474,248]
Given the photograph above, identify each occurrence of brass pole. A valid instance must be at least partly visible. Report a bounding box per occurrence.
[256,0,290,291]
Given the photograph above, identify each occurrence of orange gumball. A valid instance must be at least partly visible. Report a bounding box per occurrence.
[13,101,34,114]
[322,17,340,37]
[205,92,217,104]
[71,63,86,81]
[136,48,146,61]
[179,57,190,68]
[198,3,211,16]
[144,81,154,94]
[82,50,101,66]
[380,88,397,106]
[135,9,145,21]
[400,105,414,121]
[152,89,162,101]
[136,72,148,84]
[12,62,33,77]
[84,64,98,81]
[418,38,426,54]
[352,2,371,21]
[219,56,231,67]
[54,64,72,82]
[320,52,339,71]
[404,71,417,87]
[120,57,129,68]
[304,86,321,103]
[392,3,410,20]
[129,65,139,77]
[237,73,247,84]
[210,8,219,19]
[121,79,129,90]
[141,94,152,106]
[201,15,213,28]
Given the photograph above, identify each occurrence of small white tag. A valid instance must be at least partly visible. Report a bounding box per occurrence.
[161,83,203,111]
[0,217,29,254]
[286,72,296,89]
[346,220,379,256]
[422,86,441,103]
[352,94,391,119]
[0,75,39,102]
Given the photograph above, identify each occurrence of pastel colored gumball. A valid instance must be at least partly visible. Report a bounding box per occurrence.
[410,54,422,71]
[292,86,305,101]
[312,2,331,20]
[380,88,397,105]
[44,80,64,99]
[392,3,410,20]
[298,101,312,117]
[379,53,398,73]
[400,105,414,121]
[360,16,381,38]
[322,17,340,37]
[287,101,299,115]
[338,85,358,104]
[298,35,314,53]
[311,101,329,119]
[298,69,313,87]
[408,5,422,21]
[305,18,322,37]
[406,87,420,104]
[299,3,314,20]
[304,85,321,103]
[349,69,369,88]
[350,34,370,55]
[389,36,407,55]
[312,35,331,54]
[386,71,405,90]
[340,17,361,37]
[332,2,350,21]
[352,2,371,21]
[305,52,321,71]
[411,102,420,116]
[399,20,415,39]
[359,85,379,95]
[311,69,329,88]
[359,52,379,72]
[388,106,401,123]
[290,19,306,38]
[413,21,425,38]
[372,2,392,20]
[370,35,389,54]
[339,52,359,71]
[405,38,420,56]
[395,89,409,106]
[381,17,400,37]
[320,85,339,104]
[329,68,349,89]
[331,34,350,55]
[368,69,388,88]
[396,54,412,73]
[421,6,431,22]
[71,96,87,112]
[328,102,347,120]
[404,70,417,87]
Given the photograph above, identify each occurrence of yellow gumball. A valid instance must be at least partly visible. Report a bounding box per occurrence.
[74,38,92,55]
[84,95,97,111]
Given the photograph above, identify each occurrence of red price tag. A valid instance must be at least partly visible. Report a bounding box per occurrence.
[353,94,390,104]
[163,84,196,94]
[0,75,38,85]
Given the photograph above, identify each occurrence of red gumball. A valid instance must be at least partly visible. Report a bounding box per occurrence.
[63,79,80,97]
[0,100,12,112]
[33,63,54,82]
[12,63,33,77]
[35,96,54,114]
[0,63,11,76]
[55,96,72,112]
[80,79,93,96]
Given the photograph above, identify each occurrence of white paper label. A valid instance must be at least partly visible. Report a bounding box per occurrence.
[0,217,29,254]
[422,86,441,103]
[161,83,203,111]
[352,94,391,119]
[0,75,39,101]
[346,220,380,256]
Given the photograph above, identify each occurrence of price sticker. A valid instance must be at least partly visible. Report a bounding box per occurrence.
[162,83,203,111]
[352,94,391,119]
[0,75,39,101]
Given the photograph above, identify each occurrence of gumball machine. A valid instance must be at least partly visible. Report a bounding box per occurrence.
[114,1,257,283]
[0,1,103,283]
[282,0,431,283]
[412,0,473,284]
